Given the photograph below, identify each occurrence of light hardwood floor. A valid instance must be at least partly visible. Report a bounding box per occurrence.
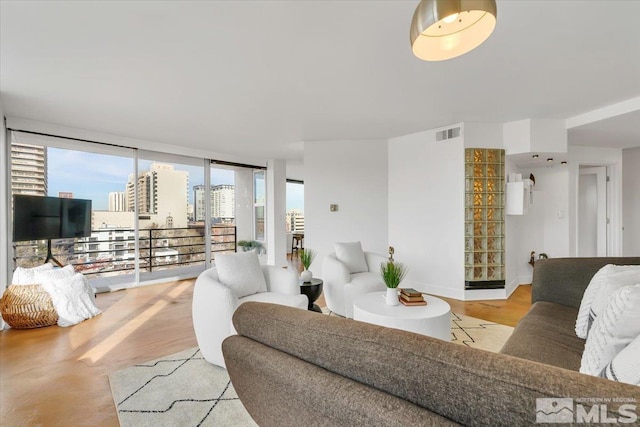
[0,266,531,426]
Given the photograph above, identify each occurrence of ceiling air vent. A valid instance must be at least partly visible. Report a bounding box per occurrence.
[436,126,461,141]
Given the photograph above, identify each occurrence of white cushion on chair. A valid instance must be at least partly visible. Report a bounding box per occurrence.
[215,251,267,298]
[242,291,308,309]
[334,241,368,274]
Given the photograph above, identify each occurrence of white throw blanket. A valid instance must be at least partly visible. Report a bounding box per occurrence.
[12,265,102,327]
[40,273,102,327]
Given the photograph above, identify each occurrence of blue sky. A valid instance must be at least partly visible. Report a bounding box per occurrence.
[47,148,303,212]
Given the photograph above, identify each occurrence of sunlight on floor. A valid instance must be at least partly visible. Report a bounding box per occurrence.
[79,282,190,363]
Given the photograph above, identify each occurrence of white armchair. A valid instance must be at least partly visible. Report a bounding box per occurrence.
[322,251,387,318]
[192,264,308,367]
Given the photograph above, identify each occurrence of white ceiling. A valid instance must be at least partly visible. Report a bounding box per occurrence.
[1,1,639,162]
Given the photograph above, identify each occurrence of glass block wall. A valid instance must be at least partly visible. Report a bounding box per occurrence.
[464,148,505,290]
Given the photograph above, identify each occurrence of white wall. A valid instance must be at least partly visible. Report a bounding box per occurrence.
[388,129,466,299]
[504,158,530,291]
[286,160,304,181]
[266,159,287,267]
[520,166,571,259]
[304,140,388,275]
[623,147,640,255]
[0,95,8,329]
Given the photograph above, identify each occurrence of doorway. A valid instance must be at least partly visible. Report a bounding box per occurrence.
[578,166,607,256]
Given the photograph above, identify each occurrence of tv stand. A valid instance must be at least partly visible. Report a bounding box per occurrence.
[44,239,64,267]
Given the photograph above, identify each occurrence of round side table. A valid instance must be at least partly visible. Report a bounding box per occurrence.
[299,278,323,313]
[353,291,451,340]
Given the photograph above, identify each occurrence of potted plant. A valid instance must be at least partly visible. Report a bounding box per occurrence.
[299,249,315,283]
[237,240,263,253]
[380,261,408,305]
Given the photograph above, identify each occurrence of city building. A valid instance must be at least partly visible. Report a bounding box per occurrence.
[286,209,304,232]
[58,192,73,198]
[125,163,189,228]
[10,142,47,196]
[193,184,235,222]
[108,191,126,212]
[212,184,234,221]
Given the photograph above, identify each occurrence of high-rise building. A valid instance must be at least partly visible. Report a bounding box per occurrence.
[286,209,305,232]
[212,184,235,220]
[108,191,126,212]
[193,184,235,222]
[193,185,206,221]
[125,163,188,228]
[58,192,73,199]
[10,142,47,196]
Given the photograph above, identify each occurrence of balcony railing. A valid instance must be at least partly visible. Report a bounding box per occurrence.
[12,225,237,277]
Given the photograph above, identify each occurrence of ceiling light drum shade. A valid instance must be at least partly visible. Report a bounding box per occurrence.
[410,0,497,61]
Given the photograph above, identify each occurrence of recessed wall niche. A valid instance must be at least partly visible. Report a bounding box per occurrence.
[464,148,505,290]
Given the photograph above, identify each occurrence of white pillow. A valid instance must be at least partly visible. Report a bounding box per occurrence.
[600,334,640,385]
[215,251,267,298]
[587,268,640,334]
[334,241,368,274]
[580,284,640,376]
[575,264,640,339]
[33,265,76,284]
[11,263,54,285]
[40,273,101,327]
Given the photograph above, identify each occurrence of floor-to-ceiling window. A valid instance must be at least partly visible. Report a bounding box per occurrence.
[7,131,260,290]
[135,151,208,276]
[10,131,136,279]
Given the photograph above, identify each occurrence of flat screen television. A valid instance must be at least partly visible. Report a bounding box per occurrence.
[13,195,92,242]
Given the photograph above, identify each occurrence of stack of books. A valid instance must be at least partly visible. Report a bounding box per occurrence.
[399,288,427,306]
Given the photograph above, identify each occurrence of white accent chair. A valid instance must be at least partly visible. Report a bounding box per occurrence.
[322,251,387,318]
[192,264,308,367]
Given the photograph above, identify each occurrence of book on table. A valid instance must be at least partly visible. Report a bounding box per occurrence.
[400,288,422,297]
[400,294,424,302]
[399,297,427,306]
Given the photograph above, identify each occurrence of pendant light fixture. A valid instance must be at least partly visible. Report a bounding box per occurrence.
[410,0,497,61]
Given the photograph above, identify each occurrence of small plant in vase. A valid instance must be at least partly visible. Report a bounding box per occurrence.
[299,249,315,283]
[380,261,408,305]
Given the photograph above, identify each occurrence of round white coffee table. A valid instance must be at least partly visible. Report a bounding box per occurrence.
[353,291,451,341]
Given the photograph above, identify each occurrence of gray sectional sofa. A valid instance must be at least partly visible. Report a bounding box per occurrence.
[222,257,640,426]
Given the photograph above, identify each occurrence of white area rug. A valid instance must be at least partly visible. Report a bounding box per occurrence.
[109,347,256,427]
[109,313,513,427]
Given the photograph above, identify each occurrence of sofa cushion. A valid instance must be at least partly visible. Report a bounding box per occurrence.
[334,241,368,274]
[500,301,584,371]
[575,264,640,338]
[215,251,267,298]
[240,291,307,309]
[349,271,385,289]
[587,268,640,334]
[580,284,640,376]
[600,333,640,385]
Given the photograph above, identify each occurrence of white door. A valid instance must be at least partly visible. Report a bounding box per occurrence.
[578,167,607,256]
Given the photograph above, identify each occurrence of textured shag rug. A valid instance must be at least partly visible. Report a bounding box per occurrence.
[109,312,513,426]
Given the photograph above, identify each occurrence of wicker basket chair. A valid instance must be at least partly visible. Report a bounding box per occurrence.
[0,284,58,329]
